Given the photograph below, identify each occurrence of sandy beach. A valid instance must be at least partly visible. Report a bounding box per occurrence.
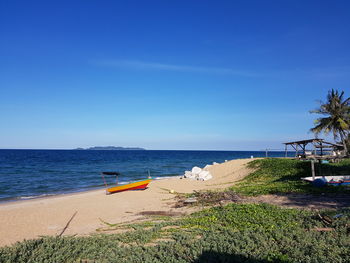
[0,158,253,247]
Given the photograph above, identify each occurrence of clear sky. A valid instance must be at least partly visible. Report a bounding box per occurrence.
[1,0,350,150]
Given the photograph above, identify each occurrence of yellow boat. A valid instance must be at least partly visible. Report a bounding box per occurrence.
[106,178,152,194]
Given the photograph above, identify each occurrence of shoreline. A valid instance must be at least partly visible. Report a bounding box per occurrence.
[0,176,182,205]
[0,188,104,206]
[0,158,254,247]
[0,187,104,205]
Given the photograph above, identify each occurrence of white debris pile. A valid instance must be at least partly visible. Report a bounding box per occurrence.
[182,164,214,181]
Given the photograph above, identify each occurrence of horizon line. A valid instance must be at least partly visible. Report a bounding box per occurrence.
[0,148,290,152]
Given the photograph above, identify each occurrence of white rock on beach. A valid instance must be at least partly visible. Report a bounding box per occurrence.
[198,170,212,181]
[183,165,213,181]
[191,166,202,174]
[184,170,195,179]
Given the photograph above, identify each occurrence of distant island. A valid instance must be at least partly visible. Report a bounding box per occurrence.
[74,146,146,150]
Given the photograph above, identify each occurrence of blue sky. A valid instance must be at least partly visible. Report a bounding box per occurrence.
[1,0,349,150]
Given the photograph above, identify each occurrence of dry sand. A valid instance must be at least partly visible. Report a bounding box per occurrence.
[0,158,254,247]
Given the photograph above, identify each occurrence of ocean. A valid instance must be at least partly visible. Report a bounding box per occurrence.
[0,150,289,202]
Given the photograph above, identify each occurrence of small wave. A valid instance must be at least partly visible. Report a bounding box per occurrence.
[153,175,181,180]
[20,194,54,200]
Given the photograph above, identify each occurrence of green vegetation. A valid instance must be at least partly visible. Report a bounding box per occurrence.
[231,158,350,196]
[1,203,349,263]
[310,89,350,155]
[1,158,349,262]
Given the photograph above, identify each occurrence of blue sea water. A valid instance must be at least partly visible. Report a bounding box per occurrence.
[0,150,288,202]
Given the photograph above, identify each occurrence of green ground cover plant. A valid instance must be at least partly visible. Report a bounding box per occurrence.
[1,203,349,263]
[231,158,350,196]
[1,158,349,263]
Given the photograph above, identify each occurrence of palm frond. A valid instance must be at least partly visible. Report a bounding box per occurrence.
[310,89,350,144]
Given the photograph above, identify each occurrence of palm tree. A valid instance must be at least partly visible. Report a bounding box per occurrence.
[310,89,350,155]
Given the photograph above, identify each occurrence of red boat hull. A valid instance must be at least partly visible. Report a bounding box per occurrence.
[106,179,151,194]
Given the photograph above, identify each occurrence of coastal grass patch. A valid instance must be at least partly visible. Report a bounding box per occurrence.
[175,189,241,207]
[182,203,315,231]
[231,158,350,196]
[1,203,350,263]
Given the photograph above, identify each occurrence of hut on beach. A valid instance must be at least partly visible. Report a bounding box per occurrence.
[283,138,345,160]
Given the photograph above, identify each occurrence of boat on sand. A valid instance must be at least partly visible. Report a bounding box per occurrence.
[101,172,152,194]
[302,175,350,186]
[106,178,152,194]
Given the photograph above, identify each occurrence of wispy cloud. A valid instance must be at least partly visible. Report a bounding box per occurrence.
[92,59,350,80]
[93,59,265,77]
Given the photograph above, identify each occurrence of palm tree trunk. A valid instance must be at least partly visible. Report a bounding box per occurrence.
[339,131,348,156]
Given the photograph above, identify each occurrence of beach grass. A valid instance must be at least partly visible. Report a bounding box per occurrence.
[231,158,350,196]
[0,203,349,263]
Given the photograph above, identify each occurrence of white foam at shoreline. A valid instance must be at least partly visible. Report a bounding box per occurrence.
[20,194,54,200]
[153,175,181,180]
[3,176,179,203]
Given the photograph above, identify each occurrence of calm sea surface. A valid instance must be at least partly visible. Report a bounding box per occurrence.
[0,150,288,202]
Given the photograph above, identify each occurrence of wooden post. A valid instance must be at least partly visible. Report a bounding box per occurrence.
[101,174,108,188]
[311,160,315,180]
[285,144,287,158]
[312,142,316,155]
[318,159,322,177]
